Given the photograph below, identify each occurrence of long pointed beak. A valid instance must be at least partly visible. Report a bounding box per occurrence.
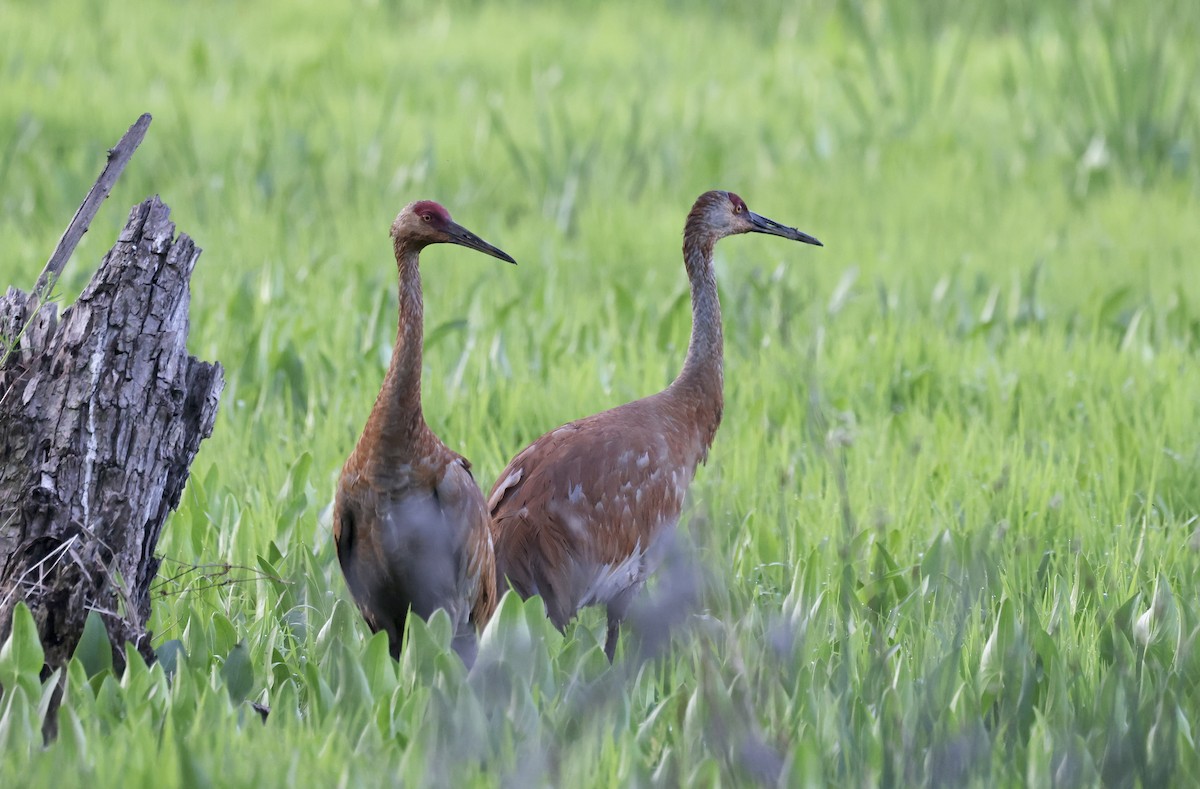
[748,212,823,247]
[445,221,518,265]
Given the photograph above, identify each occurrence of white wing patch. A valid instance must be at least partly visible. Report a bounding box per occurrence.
[580,541,645,608]
[577,513,680,609]
[488,467,524,511]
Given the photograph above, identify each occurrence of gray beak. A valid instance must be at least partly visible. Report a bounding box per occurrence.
[748,212,823,247]
[446,221,518,265]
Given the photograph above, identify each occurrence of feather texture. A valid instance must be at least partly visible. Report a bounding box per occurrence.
[489,190,820,660]
[334,201,512,664]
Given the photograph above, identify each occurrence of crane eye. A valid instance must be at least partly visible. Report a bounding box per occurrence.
[421,214,432,223]
[733,204,744,214]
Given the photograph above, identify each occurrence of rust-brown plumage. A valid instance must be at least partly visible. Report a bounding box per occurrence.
[334,200,515,665]
[488,190,822,660]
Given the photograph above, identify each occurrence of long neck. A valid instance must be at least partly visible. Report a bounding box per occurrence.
[667,227,724,436]
[362,240,427,457]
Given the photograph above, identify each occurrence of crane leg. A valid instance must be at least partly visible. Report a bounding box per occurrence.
[604,610,621,662]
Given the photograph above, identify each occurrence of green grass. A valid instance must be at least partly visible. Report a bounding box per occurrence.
[2,0,1200,785]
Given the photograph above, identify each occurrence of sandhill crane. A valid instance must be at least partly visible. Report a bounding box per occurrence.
[334,200,516,665]
[488,190,821,660]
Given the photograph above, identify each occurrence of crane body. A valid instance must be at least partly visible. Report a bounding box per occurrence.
[489,190,821,660]
[335,200,515,665]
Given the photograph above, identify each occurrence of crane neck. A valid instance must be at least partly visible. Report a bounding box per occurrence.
[669,229,724,421]
[366,239,427,450]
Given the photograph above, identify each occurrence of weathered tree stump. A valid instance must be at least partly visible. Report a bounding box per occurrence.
[0,186,223,672]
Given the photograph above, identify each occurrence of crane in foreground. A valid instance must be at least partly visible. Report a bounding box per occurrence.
[487,190,822,660]
[334,200,516,665]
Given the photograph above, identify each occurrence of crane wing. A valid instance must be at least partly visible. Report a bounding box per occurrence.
[488,404,694,624]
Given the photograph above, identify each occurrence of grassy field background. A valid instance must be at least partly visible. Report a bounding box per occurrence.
[2,0,1200,785]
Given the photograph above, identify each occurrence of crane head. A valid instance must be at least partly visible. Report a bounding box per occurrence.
[689,190,823,247]
[392,200,517,264]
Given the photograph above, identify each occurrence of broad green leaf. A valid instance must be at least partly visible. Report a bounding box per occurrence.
[211,612,237,658]
[0,602,44,682]
[156,640,187,679]
[0,683,35,759]
[56,704,88,764]
[222,642,253,704]
[362,630,397,696]
[73,611,113,678]
[36,667,61,722]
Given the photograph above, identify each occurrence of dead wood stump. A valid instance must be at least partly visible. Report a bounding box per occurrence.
[0,196,223,672]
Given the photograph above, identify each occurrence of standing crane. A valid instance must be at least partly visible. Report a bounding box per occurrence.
[334,200,516,665]
[487,190,821,661]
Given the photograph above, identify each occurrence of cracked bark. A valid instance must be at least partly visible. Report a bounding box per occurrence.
[0,196,223,673]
